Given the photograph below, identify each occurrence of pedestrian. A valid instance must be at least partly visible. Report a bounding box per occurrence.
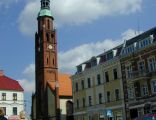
[19,111,25,120]
[0,107,7,120]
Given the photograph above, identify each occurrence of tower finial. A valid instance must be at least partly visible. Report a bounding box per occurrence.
[41,0,50,10]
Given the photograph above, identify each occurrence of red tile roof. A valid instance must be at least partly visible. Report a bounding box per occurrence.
[0,75,24,91]
[48,73,72,97]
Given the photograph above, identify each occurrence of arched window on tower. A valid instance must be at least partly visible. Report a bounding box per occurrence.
[53,59,55,66]
[43,2,46,7]
[47,19,50,29]
[46,33,49,42]
[51,34,54,43]
[47,58,49,65]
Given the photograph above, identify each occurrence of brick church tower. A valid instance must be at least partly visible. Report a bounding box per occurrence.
[35,0,60,119]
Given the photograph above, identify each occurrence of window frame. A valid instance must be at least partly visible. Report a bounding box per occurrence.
[13,107,17,115]
[13,93,17,101]
[2,93,6,101]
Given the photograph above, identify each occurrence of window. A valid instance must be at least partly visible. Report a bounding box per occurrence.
[113,68,118,80]
[97,74,101,85]
[46,33,49,42]
[126,65,132,78]
[128,86,134,99]
[107,52,113,60]
[105,71,109,82]
[13,93,17,101]
[2,93,6,101]
[139,37,152,48]
[107,91,110,102]
[98,93,102,104]
[82,98,85,107]
[88,96,92,106]
[47,19,50,29]
[87,78,91,88]
[81,80,84,89]
[152,81,156,93]
[2,107,6,115]
[148,57,156,72]
[115,89,120,101]
[13,107,17,115]
[91,59,97,67]
[76,99,79,109]
[76,83,78,92]
[142,85,148,96]
[138,61,145,71]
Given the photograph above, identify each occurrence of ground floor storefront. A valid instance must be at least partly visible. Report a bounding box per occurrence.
[126,102,156,120]
[74,107,125,120]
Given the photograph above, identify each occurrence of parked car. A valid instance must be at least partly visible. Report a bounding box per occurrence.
[135,113,156,120]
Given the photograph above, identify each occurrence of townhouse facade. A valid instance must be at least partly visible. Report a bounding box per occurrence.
[71,45,125,120]
[120,27,156,119]
[0,70,24,118]
[72,27,156,120]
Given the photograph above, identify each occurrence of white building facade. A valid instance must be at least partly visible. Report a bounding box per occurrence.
[0,70,24,118]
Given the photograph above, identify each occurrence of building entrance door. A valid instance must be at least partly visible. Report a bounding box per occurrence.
[130,108,138,119]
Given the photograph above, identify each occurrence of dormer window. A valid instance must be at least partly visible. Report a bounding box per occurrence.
[91,59,97,67]
[106,52,113,60]
[77,65,82,73]
[139,36,152,48]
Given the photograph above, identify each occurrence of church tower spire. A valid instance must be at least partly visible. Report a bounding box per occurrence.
[35,0,60,120]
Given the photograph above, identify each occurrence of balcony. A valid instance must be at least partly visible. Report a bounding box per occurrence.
[126,70,153,82]
[127,94,156,107]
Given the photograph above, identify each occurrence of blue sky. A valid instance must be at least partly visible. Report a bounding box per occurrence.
[0,0,156,115]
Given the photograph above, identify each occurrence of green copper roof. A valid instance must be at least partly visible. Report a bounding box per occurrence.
[38,9,53,17]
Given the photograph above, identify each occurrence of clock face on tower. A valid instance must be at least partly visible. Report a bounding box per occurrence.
[48,44,53,50]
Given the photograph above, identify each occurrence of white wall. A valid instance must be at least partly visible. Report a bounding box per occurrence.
[60,98,72,115]
[0,90,24,117]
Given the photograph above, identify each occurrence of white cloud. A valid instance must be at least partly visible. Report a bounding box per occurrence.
[121,28,143,40]
[18,79,35,93]
[18,0,142,36]
[58,39,121,73]
[18,64,35,93]
[23,64,35,80]
[58,29,138,73]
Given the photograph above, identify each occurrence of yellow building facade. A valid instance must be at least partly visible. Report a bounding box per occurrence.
[71,45,126,120]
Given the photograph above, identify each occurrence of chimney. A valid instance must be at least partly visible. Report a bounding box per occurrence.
[0,70,4,76]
